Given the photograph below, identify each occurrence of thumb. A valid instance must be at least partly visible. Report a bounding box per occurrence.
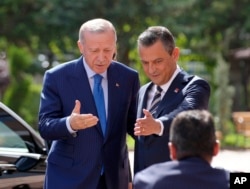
[143,109,152,118]
[72,100,81,114]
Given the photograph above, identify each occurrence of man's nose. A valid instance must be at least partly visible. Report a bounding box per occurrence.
[97,52,105,61]
[148,63,156,73]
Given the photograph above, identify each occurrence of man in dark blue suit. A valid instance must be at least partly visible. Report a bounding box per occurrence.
[133,110,230,189]
[133,26,210,174]
[38,18,140,189]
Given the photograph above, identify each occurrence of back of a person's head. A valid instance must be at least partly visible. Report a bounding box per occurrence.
[169,110,216,160]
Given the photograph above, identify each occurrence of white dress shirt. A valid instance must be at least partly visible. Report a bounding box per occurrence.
[66,57,108,133]
[147,66,181,135]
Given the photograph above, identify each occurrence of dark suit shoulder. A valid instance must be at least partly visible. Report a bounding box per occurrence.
[134,159,229,189]
[47,58,80,73]
[109,61,138,75]
[44,57,84,81]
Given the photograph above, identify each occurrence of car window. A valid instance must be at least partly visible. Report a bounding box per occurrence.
[0,121,28,152]
[0,103,46,154]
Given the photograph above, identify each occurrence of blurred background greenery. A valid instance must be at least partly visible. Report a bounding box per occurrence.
[0,0,250,149]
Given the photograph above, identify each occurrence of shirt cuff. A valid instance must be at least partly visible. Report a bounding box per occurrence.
[155,119,164,136]
[66,116,77,134]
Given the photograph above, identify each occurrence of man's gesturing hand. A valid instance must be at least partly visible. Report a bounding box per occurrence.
[69,100,99,131]
[134,109,161,136]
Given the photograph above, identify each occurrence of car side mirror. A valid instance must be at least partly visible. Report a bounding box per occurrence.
[15,156,39,172]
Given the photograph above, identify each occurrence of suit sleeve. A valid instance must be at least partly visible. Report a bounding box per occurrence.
[38,70,72,140]
[159,78,210,136]
[126,72,140,138]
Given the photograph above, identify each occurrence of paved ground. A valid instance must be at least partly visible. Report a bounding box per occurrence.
[211,149,250,172]
[129,149,250,177]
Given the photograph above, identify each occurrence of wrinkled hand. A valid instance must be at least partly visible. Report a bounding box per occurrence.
[69,100,99,131]
[134,109,161,136]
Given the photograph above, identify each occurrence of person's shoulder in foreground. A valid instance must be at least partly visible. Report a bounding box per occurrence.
[133,109,230,189]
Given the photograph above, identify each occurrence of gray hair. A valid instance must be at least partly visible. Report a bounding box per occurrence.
[79,18,117,43]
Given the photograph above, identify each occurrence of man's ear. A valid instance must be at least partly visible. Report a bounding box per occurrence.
[168,142,177,160]
[213,140,220,156]
[77,41,84,55]
[171,47,180,62]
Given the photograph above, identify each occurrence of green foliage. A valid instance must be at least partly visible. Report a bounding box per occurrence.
[21,83,42,129]
[126,134,135,151]
[128,46,149,85]
[2,45,42,129]
[212,53,235,134]
[0,0,249,138]
[2,46,35,125]
[223,133,250,149]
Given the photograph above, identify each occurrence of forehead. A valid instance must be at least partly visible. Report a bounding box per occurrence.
[83,31,116,47]
[139,41,169,60]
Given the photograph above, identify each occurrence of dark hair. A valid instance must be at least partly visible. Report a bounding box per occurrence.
[169,110,216,160]
[137,26,175,55]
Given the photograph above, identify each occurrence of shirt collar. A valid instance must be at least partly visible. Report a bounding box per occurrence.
[82,57,107,80]
[157,65,181,93]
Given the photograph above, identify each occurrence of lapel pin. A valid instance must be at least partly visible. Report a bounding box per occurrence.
[174,88,179,93]
[116,83,120,87]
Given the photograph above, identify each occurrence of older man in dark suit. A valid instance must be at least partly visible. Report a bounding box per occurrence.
[39,18,139,189]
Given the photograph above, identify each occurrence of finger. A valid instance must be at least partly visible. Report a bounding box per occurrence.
[136,118,144,124]
[140,126,144,133]
[72,100,81,114]
[134,126,141,132]
[143,109,152,118]
[134,129,141,136]
[134,125,142,136]
[86,116,99,127]
[134,121,140,127]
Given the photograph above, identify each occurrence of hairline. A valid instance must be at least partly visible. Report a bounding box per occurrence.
[79,18,117,44]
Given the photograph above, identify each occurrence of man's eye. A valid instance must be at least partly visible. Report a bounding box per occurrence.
[155,59,162,64]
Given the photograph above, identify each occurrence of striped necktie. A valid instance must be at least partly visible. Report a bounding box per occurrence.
[149,86,162,115]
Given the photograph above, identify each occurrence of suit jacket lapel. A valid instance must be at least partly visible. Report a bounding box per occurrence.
[141,71,194,145]
[137,82,154,118]
[155,71,194,117]
[105,62,124,141]
[68,57,103,136]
